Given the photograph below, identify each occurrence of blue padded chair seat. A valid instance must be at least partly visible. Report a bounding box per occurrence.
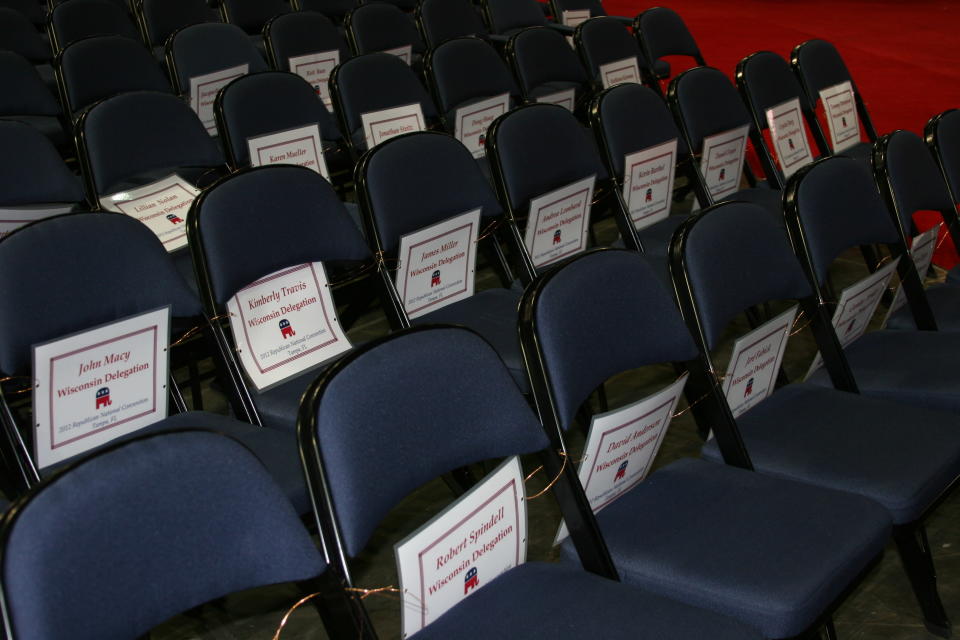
[946,265,960,286]
[806,330,960,414]
[836,140,872,166]
[253,367,328,434]
[3,115,67,149]
[560,457,890,638]
[412,561,762,639]
[653,58,670,79]
[702,383,960,523]
[886,283,960,330]
[720,184,782,217]
[636,213,689,256]
[527,80,582,101]
[411,288,528,392]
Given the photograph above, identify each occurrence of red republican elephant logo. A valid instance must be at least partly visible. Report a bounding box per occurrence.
[279,318,295,339]
[553,229,561,245]
[614,460,628,481]
[744,377,754,397]
[645,187,653,202]
[95,387,112,409]
[464,567,479,594]
[718,168,726,181]
[430,270,441,287]
[166,213,183,224]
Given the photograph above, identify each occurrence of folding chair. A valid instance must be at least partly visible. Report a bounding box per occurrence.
[219,0,290,37]
[297,325,766,640]
[574,16,657,94]
[634,6,702,94]
[188,165,376,433]
[292,0,357,24]
[0,8,55,89]
[925,108,960,285]
[480,0,573,39]
[671,200,960,636]
[0,429,353,640]
[329,52,440,155]
[135,0,219,60]
[0,121,84,210]
[0,51,68,151]
[791,39,876,165]
[505,26,591,116]
[0,213,312,510]
[668,66,782,213]
[263,10,351,73]
[355,131,529,390]
[54,35,171,120]
[48,0,140,54]
[344,2,425,71]
[416,0,495,50]
[164,22,268,101]
[519,247,892,639]
[786,156,960,414]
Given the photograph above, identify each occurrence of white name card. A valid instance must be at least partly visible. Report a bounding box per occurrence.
[0,204,74,239]
[396,456,526,638]
[33,307,169,469]
[556,374,688,544]
[383,44,413,65]
[765,98,814,179]
[395,208,480,319]
[819,80,859,153]
[535,88,576,112]
[561,9,590,26]
[288,50,339,110]
[246,123,330,179]
[884,224,941,323]
[189,64,248,136]
[723,305,797,417]
[104,174,198,253]
[699,124,749,201]
[361,102,425,151]
[226,262,351,392]
[599,56,641,89]
[455,93,509,159]
[524,174,594,268]
[807,257,901,378]
[622,139,677,230]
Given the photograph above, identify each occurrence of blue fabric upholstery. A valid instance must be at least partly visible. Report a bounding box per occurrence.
[793,39,856,101]
[701,383,960,524]
[671,67,754,153]
[636,7,700,62]
[531,250,699,430]
[50,0,140,51]
[883,130,955,233]
[510,26,588,101]
[635,214,688,257]
[1,430,324,640]
[216,71,342,168]
[560,457,890,638]
[0,51,59,118]
[0,0,44,27]
[0,8,49,63]
[0,213,200,374]
[930,109,960,199]
[298,0,357,20]
[0,121,83,206]
[491,104,607,214]
[347,3,424,56]
[312,327,549,556]
[428,37,520,122]
[222,0,290,34]
[738,51,815,123]
[80,90,224,194]
[484,0,548,35]
[59,35,172,117]
[576,16,648,87]
[265,11,351,69]
[168,23,268,93]
[140,0,220,48]
[418,0,489,49]
[413,562,763,639]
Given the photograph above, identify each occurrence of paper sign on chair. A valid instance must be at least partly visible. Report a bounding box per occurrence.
[189,64,249,136]
[722,306,797,417]
[883,224,941,324]
[455,94,509,159]
[288,50,339,110]
[247,124,330,179]
[561,9,590,26]
[396,456,527,638]
[622,139,677,230]
[361,102,425,150]
[535,88,576,112]
[765,98,814,179]
[0,204,74,239]
[819,81,860,153]
[394,208,481,319]
[699,124,749,201]
[524,174,594,268]
[32,307,170,469]
[599,57,641,89]
[226,262,352,392]
[382,44,413,65]
[103,174,199,253]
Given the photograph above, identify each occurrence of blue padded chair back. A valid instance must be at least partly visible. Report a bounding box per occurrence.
[510,26,588,96]
[883,130,955,231]
[0,51,60,117]
[80,91,224,194]
[530,249,699,430]
[0,8,50,63]
[140,0,219,48]
[333,52,438,144]
[484,0,546,34]
[792,39,854,100]
[297,0,357,19]
[0,430,325,640]
[576,16,645,84]
[594,82,687,180]
[791,157,900,285]
[738,50,814,123]
[418,0,488,49]
[265,11,351,69]
[0,122,83,206]
[50,0,140,51]
[347,2,424,55]
[222,0,290,34]
[0,213,200,374]
[492,104,605,213]
[308,326,549,557]
[59,36,172,117]
[360,131,503,253]
[637,7,700,62]
[930,109,960,200]
[168,23,268,94]
[678,202,813,349]
[194,165,371,305]
[217,72,342,167]
[429,37,519,115]
[0,0,44,27]
[671,66,753,152]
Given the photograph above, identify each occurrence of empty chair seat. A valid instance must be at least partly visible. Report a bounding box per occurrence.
[416,0,492,50]
[506,25,590,115]
[345,2,425,70]
[634,6,702,91]
[49,0,140,53]
[136,0,219,59]
[0,51,68,150]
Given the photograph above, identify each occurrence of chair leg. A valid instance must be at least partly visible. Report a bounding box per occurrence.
[893,524,951,638]
[823,617,838,640]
